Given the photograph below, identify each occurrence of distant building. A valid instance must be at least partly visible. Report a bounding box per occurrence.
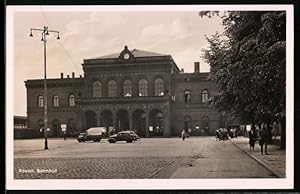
[14,116,27,129]
[14,116,37,139]
[25,46,228,138]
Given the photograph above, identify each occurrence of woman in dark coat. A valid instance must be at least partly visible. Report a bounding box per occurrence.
[249,127,256,152]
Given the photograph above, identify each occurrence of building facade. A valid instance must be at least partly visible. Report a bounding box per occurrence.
[25,46,226,137]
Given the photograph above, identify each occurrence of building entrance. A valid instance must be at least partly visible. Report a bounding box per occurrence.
[133,109,146,137]
[149,109,164,136]
[116,109,129,131]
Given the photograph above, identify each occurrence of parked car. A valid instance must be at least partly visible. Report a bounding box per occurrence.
[77,127,105,142]
[108,131,134,143]
[122,130,140,141]
[216,128,229,140]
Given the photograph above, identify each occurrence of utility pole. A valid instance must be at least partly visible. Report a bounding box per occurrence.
[29,26,60,150]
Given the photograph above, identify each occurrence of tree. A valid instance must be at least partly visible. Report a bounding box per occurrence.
[201,11,286,130]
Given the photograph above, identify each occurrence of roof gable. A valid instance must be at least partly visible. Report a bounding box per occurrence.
[92,48,168,59]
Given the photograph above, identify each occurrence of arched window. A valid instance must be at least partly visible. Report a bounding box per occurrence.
[139,79,148,96]
[154,78,164,96]
[93,81,102,97]
[108,80,117,97]
[184,90,191,103]
[69,94,75,107]
[38,119,44,132]
[202,90,209,103]
[184,116,192,131]
[38,95,44,107]
[53,95,59,107]
[123,80,132,97]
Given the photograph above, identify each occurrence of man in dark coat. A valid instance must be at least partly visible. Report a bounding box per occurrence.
[249,126,256,151]
[259,124,269,155]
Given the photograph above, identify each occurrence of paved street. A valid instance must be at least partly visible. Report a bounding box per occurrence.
[14,137,278,179]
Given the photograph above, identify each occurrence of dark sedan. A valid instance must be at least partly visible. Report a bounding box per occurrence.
[108,131,134,143]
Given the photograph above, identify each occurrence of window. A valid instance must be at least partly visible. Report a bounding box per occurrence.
[108,80,117,97]
[202,90,209,103]
[93,81,102,97]
[38,119,44,131]
[123,80,132,97]
[139,79,148,96]
[38,95,44,107]
[53,95,59,107]
[154,78,164,96]
[184,90,191,103]
[69,94,75,107]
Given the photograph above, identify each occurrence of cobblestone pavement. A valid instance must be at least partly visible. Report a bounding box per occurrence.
[230,136,286,178]
[14,157,177,179]
[13,137,280,179]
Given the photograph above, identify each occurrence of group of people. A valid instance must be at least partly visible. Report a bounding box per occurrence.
[249,124,270,155]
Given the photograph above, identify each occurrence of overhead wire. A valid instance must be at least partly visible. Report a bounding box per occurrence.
[39,5,82,76]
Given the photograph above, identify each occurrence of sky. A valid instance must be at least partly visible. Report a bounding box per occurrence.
[10,6,224,116]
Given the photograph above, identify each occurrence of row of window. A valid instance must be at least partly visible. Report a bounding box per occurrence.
[38,94,75,108]
[93,78,164,97]
[184,90,209,103]
[37,89,209,108]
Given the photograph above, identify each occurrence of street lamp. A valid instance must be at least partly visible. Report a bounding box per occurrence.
[29,26,60,150]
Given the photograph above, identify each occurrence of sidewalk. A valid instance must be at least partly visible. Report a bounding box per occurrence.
[230,136,286,178]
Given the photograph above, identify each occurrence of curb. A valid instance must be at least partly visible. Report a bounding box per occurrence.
[230,139,282,178]
[147,156,182,178]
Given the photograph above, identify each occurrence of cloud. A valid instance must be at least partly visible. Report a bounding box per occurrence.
[12,10,223,115]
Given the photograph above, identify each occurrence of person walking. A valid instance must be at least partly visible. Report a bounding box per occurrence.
[259,124,269,155]
[248,126,256,152]
[215,130,219,141]
[181,130,186,141]
[63,131,67,140]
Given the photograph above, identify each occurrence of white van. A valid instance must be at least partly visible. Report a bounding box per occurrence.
[77,127,106,142]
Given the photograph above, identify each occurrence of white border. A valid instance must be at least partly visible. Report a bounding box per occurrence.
[6,5,294,190]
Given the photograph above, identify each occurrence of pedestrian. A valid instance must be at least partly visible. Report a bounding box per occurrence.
[258,124,269,155]
[201,129,205,137]
[63,131,66,140]
[181,130,186,141]
[215,130,219,141]
[248,126,256,151]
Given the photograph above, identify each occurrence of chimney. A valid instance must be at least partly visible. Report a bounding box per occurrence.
[67,75,70,78]
[194,62,200,73]
[72,72,75,78]
[181,68,184,72]
[60,73,64,79]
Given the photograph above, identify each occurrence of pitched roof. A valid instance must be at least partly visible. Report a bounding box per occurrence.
[93,49,168,59]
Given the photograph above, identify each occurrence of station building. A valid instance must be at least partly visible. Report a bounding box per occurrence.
[25,46,227,137]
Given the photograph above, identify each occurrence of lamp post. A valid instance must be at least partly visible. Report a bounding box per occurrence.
[29,26,60,150]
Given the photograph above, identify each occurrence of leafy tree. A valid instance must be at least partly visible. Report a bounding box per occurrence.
[201,11,286,127]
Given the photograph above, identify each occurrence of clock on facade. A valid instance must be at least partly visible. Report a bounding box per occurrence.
[124,53,130,59]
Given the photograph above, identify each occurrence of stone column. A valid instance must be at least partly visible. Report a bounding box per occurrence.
[96,111,100,127]
[78,106,84,132]
[113,112,117,130]
[145,112,149,137]
[163,106,171,137]
[129,111,133,130]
